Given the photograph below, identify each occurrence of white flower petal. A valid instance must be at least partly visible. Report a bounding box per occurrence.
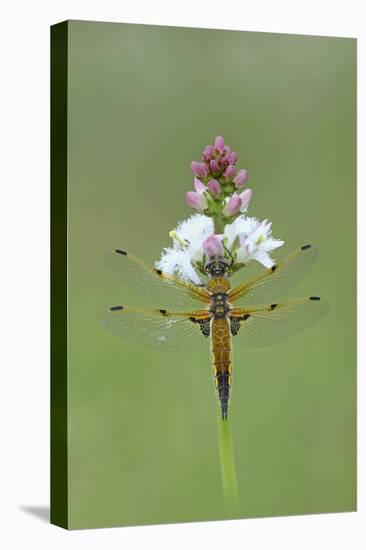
[236,244,250,263]
[155,246,202,284]
[156,212,284,281]
[253,251,275,268]
[176,214,214,244]
[260,238,285,253]
[224,214,284,267]
[224,216,258,249]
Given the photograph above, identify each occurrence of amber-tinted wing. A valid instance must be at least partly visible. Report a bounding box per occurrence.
[105,249,211,309]
[229,296,328,348]
[228,244,318,306]
[100,306,211,352]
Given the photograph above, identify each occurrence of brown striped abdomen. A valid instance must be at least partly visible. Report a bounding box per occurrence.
[210,317,232,420]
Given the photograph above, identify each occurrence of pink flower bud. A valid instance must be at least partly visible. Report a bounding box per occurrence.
[239,188,253,210]
[233,169,248,188]
[207,179,221,196]
[185,191,208,210]
[210,159,220,173]
[227,151,238,164]
[194,177,207,194]
[223,193,242,216]
[202,234,224,258]
[202,145,214,161]
[224,145,232,154]
[214,136,225,153]
[223,164,236,179]
[191,161,208,177]
[218,155,230,168]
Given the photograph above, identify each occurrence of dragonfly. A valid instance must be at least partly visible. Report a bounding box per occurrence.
[100,244,328,420]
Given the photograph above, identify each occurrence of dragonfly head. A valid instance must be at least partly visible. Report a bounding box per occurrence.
[205,256,230,277]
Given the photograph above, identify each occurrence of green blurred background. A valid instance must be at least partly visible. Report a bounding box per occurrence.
[66,20,356,528]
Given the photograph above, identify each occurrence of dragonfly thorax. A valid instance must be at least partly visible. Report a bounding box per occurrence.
[210,292,231,318]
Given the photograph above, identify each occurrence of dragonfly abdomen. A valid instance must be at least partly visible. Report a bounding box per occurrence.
[210,317,232,420]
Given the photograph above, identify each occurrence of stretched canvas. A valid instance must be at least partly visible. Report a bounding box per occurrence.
[51,20,357,529]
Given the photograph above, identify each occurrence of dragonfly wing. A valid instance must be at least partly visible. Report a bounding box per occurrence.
[105,249,211,308]
[228,244,318,306]
[100,306,211,352]
[229,296,328,348]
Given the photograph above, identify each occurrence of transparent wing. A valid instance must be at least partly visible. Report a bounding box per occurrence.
[228,244,318,306]
[105,249,211,309]
[229,296,328,348]
[100,306,211,352]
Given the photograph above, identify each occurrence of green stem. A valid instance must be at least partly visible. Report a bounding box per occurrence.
[216,406,240,517]
[213,214,225,234]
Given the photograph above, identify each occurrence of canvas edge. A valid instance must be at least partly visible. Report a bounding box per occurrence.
[50,20,69,530]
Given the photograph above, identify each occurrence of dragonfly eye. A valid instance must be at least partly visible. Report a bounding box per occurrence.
[205,257,230,276]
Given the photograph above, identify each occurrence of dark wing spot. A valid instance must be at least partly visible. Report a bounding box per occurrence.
[110,305,123,311]
[309,296,321,301]
[230,318,241,336]
[115,249,127,255]
[199,319,210,337]
[301,244,312,250]
[159,309,167,315]
[156,269,162,276]
[271,265,277,272]
[270,303,278,310]
[243,314,250,320]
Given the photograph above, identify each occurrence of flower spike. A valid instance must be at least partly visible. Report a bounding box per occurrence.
[158,136,284,281]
